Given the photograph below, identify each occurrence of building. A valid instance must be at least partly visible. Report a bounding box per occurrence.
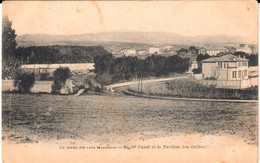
[225,46,236,53]
[201,54,251,89]
[249,45,258,54]
[236,47,251,54]
[21,63,95,77]
[205,48,229,56]
[199,47,229,56]
[188,61,198,73]
[137,49,147,55]
[162,45,173,52]
[148,47,161,54]
[123,49,137,56]
[236,44,257,54]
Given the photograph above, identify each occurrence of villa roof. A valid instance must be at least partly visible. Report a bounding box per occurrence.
[202,54,248,62]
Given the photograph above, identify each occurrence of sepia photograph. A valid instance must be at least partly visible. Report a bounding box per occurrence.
[2,0,259,162]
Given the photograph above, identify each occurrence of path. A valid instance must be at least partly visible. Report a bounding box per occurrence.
[106,75,188,92]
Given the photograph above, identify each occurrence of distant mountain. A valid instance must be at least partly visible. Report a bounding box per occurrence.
[16,31,251,47]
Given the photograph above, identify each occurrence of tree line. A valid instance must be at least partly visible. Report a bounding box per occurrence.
[14,45,112,64]
[94,54,190,85]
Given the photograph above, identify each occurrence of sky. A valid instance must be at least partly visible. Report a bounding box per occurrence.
[2,1,258,43]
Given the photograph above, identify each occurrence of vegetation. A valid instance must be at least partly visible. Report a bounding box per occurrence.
[2,16,21,79]
[16,73,35,93]
[2,16,17,61]
[52,67,71,93]
[128,78,258,100]
[175,46,199,61]
[14,45,112,64]
[39,72,51,81]
[192,53,211,74]
[233,51,258,66]
[94,54,190,85]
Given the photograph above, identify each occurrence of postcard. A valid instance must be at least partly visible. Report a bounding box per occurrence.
[2,0,258,162]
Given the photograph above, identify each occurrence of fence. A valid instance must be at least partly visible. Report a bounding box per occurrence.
[199,79,251,89]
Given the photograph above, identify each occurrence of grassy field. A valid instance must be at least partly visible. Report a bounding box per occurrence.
[2,93,258,145]
[128,78,258,100]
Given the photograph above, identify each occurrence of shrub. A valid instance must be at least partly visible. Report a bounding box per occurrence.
[16,72,35,93]
[95,72,113,86]
[192,68,201,74]
[52,67,70,93]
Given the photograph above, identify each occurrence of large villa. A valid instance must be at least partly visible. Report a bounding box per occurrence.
[201,54,251,89]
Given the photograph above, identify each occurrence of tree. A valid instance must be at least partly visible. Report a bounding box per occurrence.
[194,54,211,74]
[16,73,35,93]
[2,16,17,61]
[52,67,71,93]
[196,53,211,62]
[189,46,198,54]
[2,16,19,79]
[234,52,258,66]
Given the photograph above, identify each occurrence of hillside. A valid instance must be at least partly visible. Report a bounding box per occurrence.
[15,45,112,64]
[16,31,250,47]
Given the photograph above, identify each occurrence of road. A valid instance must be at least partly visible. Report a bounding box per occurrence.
[106,75,189,92]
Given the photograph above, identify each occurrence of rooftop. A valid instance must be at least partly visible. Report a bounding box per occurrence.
[202,54,248,62]
[206,47,228,50]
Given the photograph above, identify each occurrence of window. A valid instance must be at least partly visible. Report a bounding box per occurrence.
[228,62,237,68]
[244,70,247,77]
[223,62,227,68]
[238,71,241,78]
[232,71,237,79]
[238,62,242,67]
[218,62,222,68]
[242,62,248,67]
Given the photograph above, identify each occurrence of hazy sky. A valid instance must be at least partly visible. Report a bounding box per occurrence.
[3,1,258,42]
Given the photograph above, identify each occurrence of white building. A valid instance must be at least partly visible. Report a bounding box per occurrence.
[123,49,137,56]
[148,47,161,54]
[236,47,252,54]
[236,44,257,54]
[201,54,251,89]
[136,49,147,55]
[199,47,229,56]
[205,48,229,56]
[21,63,95,76]
[162,45,173,52]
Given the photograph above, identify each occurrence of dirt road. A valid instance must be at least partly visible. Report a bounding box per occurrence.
[106,75,189,92]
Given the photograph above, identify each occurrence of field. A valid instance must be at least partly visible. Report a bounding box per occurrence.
[128,78,258,100]
[2,93,258,145]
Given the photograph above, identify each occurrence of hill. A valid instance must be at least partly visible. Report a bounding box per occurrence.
[16,31,250,47]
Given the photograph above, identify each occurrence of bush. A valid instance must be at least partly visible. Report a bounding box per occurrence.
[192,68,201,74]
[16,72,35,93]
[95,72,113,86]
[52,67,70,93]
